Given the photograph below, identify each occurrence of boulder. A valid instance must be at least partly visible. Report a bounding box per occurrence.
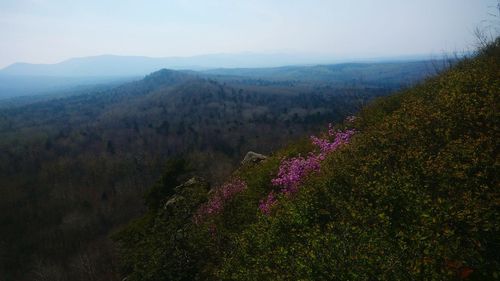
[164,195,184,209]
[163,176,210,218]
[174,176,203,193]
[241,151,268,166]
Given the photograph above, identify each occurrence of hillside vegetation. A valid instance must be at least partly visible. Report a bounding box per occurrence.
[0,62,414,280]
[115,39,499,280]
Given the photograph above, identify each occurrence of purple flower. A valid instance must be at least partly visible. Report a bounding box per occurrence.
[194,178,247,224]
[260,123,356,215]
[271,153,322,195]
[259,191,277,215]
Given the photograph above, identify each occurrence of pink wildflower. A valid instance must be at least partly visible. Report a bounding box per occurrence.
[194,178,247,224]
[258,191,277,215]
[271,153,322,194]
[260,123,356,215]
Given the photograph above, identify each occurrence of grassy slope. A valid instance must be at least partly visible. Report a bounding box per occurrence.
[216,40,499,280]
[115,40,499,281]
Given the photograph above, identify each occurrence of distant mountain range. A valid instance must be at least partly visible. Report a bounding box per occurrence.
[0,53,437,77]
[0,53,450,99]
[0,54,326,77]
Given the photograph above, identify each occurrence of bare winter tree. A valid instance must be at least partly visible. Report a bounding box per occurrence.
[475,0,500,48]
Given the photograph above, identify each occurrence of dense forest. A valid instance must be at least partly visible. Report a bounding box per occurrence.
[0,60,438,280]
[113,39,499,280]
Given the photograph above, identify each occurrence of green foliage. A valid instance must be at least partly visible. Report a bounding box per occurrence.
[113,175,212,281]
[216,39,500,280]
[116,40,499,280]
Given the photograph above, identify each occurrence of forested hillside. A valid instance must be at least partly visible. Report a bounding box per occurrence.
[114,39,499,280]
[0,62,420,280]
[203,60,443,84]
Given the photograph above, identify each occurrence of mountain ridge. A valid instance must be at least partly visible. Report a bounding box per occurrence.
[0,53,439,77]
[0,59,443,100]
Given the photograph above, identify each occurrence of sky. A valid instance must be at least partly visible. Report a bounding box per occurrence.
[0,0,498,68]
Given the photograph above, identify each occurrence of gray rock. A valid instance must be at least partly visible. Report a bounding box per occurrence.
[241,151,268,165]
[173,176,204,193]
[164,195,185,209]
[164,176,209,215]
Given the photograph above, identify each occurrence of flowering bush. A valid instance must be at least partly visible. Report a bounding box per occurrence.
[194,178,247,224]
[258,191,277,215]
[270,153,322,194]
[261,120,356,214]
[312,124,356,155]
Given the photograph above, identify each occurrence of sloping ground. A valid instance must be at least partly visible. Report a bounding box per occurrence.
[115,40,499,280]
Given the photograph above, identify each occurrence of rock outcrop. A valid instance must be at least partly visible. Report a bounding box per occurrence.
[162,176,210,220]
[241,151,268,166]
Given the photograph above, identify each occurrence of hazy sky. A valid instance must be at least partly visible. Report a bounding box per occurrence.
[0,0,498,68]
